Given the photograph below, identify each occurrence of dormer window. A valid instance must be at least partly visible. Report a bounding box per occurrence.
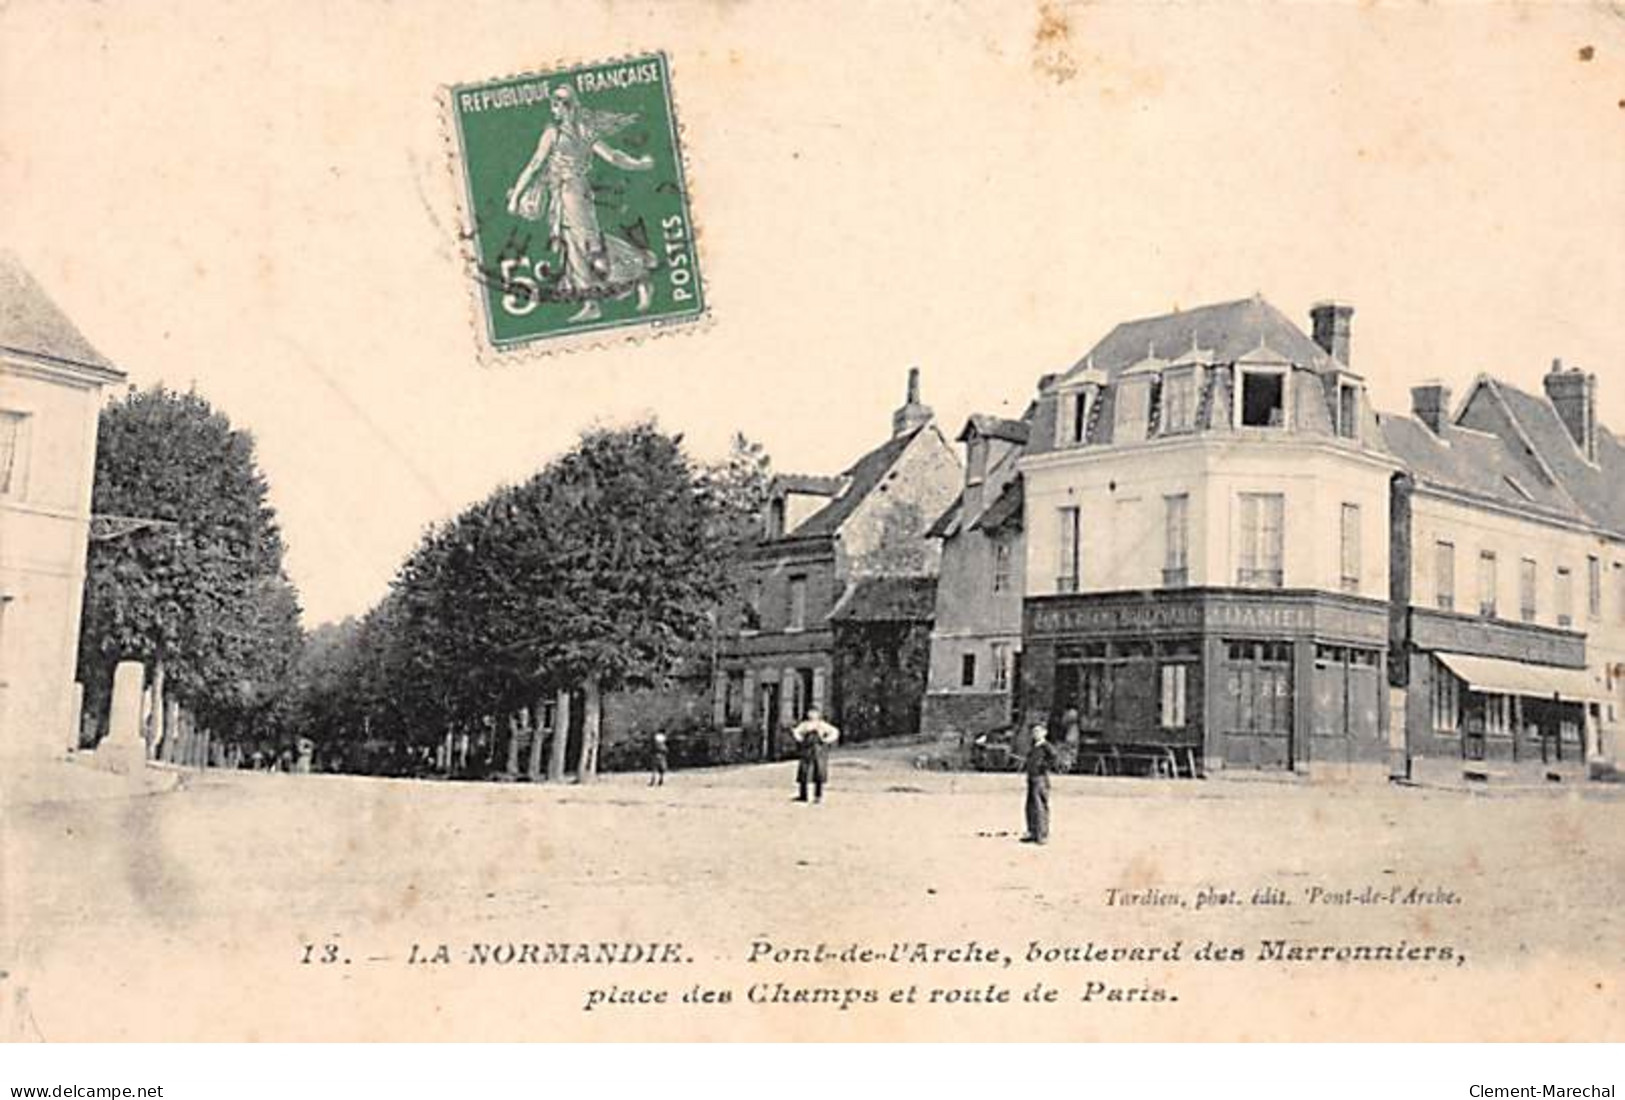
[1161,367,1199,434]
[1114,375,1153,441]
[1053,386,1094,447]
[1238,367,1287,428]
[1336,379,1360,439]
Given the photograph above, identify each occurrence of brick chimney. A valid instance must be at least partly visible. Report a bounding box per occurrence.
[1310,302,1354,366]
[892,366,933,438]
[1543,358,1598,462]
[1411,381,1452,435]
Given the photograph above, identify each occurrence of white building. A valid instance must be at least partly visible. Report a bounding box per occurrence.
[0,255,125,756]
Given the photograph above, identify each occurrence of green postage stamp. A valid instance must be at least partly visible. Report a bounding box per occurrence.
[447,53,706,355]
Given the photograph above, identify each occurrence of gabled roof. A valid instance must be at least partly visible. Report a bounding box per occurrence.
[0,253,121,376]
[971,475,1023,533]
[1379,412,1574,519]
[827,576,937,623]
[771,473,845,497]
[785,426,924,539]
[958,414,1029,445]
[1472,378,1625,535]
[1063,295,1335,381]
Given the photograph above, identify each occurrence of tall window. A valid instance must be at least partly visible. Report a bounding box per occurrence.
[787,575,807,631]
[1070,391,1089,444]
[1556,566,1574,628]
[991,643,1012,692]
[992,540,1012,594]
[1432,662,1460,732]
[960,652,977,688]
[1477,550,1498,618]
[1057,506,1080,593]
[0,411,27,497]
[1055,389,1090,446]
[1163,494,1189,587]
[1237,493,1284,588]
[1519,558,1538,623]
[1339,503,1361,593]
[1588,555,1602,620]
[1337,381,1359,439]
[1162,369,1196,434]
[1435,541,1456,611]
[1159,664,1188,729]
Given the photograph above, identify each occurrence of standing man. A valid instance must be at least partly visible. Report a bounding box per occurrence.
[649,732,669,787]
[790,707,840,803]
[1023,723,1059,845]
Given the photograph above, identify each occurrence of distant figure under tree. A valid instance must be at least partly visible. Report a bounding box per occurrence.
[790,707,840,803]
[649,732,668,787]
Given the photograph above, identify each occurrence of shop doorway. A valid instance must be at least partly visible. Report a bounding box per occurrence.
[1218,640,1294,769]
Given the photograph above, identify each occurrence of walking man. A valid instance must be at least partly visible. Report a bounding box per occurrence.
[791,707,840,803]
[1022,723,1059,845]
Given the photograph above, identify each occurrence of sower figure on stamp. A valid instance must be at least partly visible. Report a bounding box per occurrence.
[506,85,659,324]
[649,732,668,787]
[790,707,839,803]
[1022,723,1059,845]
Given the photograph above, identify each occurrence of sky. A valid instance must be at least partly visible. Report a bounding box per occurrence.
[3,1,1623,626]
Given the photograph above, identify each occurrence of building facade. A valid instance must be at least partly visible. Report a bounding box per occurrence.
[1384,365,1625,781]
[0,256,126,757]
[712,370,961,754]
[922,413,1029,737]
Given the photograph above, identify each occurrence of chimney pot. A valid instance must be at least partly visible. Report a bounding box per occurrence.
[1543,361,1598,461]
[1310,301,1355,366]
[1411,382,1451,435]
[892,367,933,438]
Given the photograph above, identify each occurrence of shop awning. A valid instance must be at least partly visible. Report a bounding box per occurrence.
[1434,652,1599,702]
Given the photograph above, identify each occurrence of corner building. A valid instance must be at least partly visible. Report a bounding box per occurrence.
[1016,297,1401,774]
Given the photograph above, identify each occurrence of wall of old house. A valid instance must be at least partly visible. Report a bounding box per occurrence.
[1,357,109,757]
[1406,489,1625,763]
[1022,438,1395,599]
[835,429,961,580]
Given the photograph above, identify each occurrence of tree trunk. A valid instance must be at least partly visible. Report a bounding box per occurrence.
[548,689,571,782]
[576,677,601,782]
[527,697,547,780]
[148,660,166,760]
[161,695,180,763]
[505,712,523,775]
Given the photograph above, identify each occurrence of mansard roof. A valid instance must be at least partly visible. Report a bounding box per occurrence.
[1061,295,1336,382]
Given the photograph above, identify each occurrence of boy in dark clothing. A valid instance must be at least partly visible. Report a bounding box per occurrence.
[1023,724,1059,844]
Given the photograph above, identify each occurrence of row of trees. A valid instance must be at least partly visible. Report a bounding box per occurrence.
[77,383,772,779]
[287,424,769,778]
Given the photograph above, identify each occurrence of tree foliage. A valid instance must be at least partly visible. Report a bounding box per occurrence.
[77,385,302,734]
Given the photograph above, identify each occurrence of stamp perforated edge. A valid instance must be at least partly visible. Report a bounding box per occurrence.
[436,49,714,365]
